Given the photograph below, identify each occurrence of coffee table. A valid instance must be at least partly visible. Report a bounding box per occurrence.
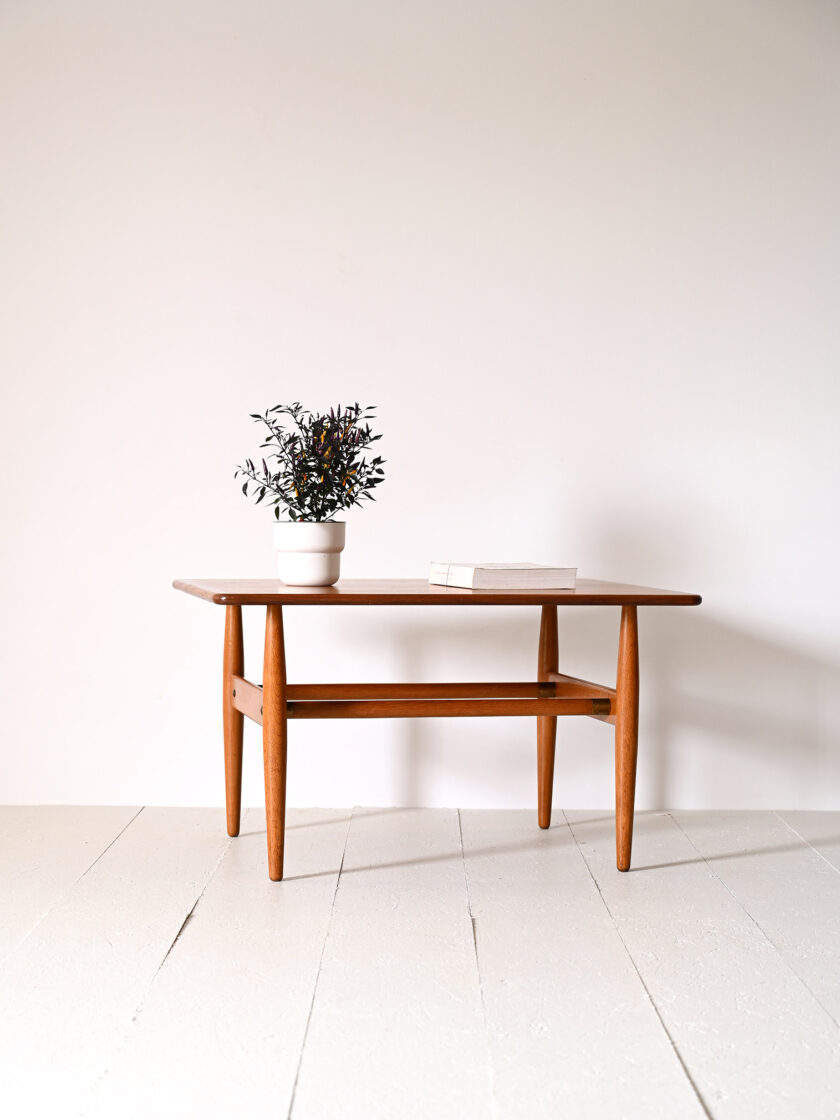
[173,579,701,880]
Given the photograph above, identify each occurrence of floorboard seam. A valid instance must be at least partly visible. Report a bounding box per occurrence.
[151,892,200,976]
[286,805,353,1120]
[78,807,147,881]
[85,831,232,1099]
[668,812,840,1031]
[457,809,499,1120]
[773,811,840,876]
[0,806,145,969]
[562,810,714,1120]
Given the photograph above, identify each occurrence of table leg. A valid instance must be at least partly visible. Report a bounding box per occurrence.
[223,605,244,837]
[615,605,639,871]
[263,604,288,881]
[537,605,559,829]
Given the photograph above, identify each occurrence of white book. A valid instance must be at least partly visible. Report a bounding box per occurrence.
[429,562,577,590]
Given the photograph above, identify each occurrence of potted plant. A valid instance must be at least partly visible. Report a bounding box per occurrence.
[235,402,385,586]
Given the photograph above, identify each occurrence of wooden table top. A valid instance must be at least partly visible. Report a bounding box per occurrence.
[173,578,702,607]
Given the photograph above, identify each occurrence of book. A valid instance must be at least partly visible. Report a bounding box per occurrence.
[429,562,577,590]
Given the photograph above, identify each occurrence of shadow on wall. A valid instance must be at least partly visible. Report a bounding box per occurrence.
[639,610,839,808]
[355,605,839,810]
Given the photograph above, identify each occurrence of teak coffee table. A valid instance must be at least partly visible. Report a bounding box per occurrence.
[173,579,701,881]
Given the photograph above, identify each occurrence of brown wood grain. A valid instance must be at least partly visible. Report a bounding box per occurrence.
[537,605,559,829]
[222,606,244,837]
[173,578,702,607]
[548,671,616,724]
[284,697,607,719]
[229,677,619,728]
[231,674,263,723]
[263,605,288,882]
[287,682,579,700]
[176,575,698,880]
[614,605,640,872]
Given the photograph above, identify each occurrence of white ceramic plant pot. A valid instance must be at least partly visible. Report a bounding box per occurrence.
[273,521,346,586]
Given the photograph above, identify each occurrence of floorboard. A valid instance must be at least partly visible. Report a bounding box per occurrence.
[460,809,706,1119]
[0,808,230,1116]
[2,807,839,1119]
[81,808,351,1119]
[0,805,139,963]
[777,810,840,875]
[672,810,840,1026]
[565,810,840,1120]
[290,808,493,1120]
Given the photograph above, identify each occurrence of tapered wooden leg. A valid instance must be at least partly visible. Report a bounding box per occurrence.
[263,604,288,881]
[615,605,639,871]
[223,605,244,837]
[537,605,559,829]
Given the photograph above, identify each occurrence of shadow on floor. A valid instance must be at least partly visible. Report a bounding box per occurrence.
[240,809,840,881]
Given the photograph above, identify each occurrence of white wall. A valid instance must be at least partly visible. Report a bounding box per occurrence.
[1,0,838,810]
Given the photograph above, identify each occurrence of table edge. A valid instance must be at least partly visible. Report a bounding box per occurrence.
[172,580,702,607]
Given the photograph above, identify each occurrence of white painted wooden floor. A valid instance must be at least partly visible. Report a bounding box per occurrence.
[1,808,839,1119]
